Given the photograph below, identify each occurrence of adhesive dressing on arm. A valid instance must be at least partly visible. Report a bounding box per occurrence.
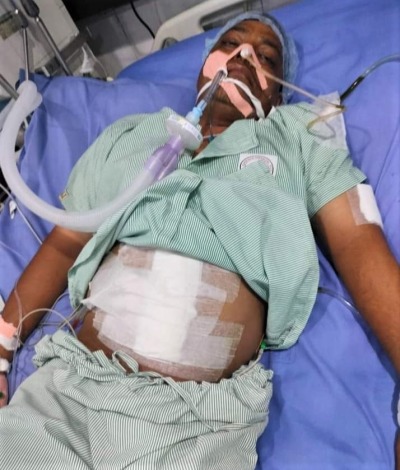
[346,184,383,228]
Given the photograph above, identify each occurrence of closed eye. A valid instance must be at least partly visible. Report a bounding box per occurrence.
[258,53,276,66]
[220,39,240,49]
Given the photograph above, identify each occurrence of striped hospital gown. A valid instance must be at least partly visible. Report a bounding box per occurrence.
[63,105,364,350]
[0,331,272,469]
[0,104,364,468]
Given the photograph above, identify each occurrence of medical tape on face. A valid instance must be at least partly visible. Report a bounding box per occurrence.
[223,78,265,118]
[198,79,265,119]
[202,44,267,118]
[346,184,383,228]
[219,81,253,117]
[203,46,267,90]
[82,245,243,375]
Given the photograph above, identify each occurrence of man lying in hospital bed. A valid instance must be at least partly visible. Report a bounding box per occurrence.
[0,11,399,470]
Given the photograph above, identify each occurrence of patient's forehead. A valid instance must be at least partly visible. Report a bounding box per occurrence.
[213,20,282,56]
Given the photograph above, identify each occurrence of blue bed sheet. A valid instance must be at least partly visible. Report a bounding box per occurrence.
[0,0,399,468]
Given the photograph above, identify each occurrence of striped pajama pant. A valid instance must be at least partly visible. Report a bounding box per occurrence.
[0,331,273,469]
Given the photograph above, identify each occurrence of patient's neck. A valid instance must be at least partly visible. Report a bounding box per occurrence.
[194,100,249,156]
[194,121,227,156]
[199,100,246,131]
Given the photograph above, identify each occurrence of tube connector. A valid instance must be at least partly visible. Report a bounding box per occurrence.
[185,106,203,126]
[166,114,202,150]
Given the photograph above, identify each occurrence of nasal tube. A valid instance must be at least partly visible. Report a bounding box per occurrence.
[0,74,225,233]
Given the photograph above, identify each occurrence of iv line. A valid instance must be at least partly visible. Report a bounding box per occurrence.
[243,54,345,112]
[340,54,400,102]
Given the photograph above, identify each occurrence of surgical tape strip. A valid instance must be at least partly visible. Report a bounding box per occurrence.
[0,316,17,338]
[222,78,265,119]
[202,45,267,118]
[0,334,18,351]
[346,184,383,228]
[0,317,18,351]
[82,245,243,379]
[203,47,267,90]
[0,358,10,373]
[307,92,348,150]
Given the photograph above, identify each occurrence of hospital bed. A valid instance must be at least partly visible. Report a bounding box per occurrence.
[0,0,399,468]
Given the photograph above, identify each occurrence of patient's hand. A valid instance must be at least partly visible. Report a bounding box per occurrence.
[0,373,8,407]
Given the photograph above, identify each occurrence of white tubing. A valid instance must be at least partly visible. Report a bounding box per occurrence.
[0,81,155,233]
[0,99,15,131]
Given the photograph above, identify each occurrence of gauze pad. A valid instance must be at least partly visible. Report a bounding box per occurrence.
[307,92,348,150]
[347,184,383,228]
[82,245,244,382]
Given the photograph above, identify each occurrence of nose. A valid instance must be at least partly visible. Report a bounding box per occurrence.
[240,47,252,59]
[230,47,251,66]
[224,44,268,91]
[229,44,255,61]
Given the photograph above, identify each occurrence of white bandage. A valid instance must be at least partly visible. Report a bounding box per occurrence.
[82,245,243,381]
[0,334,18,351]
[0,358,10,373]
[308,92,348,150]
[347,184,383,228]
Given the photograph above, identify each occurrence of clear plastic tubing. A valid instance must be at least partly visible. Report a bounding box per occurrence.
[0,80,183,233]
[201,70,226,108]
[186,69,226,125]
[145,134,184,181]
[340,54,400,102]
[0,70,225,233]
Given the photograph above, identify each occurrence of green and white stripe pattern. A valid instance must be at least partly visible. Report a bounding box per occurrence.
[63,105,365,349]
[0,331,272,469]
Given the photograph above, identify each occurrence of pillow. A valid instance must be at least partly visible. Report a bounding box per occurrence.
[117,29,219,86]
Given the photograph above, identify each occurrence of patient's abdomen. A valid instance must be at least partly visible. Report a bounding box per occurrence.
[79,244,265,382]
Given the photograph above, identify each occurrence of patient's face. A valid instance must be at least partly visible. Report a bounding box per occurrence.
[198,20,283,118]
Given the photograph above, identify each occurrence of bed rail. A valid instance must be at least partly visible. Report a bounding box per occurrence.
[152,0,256,51]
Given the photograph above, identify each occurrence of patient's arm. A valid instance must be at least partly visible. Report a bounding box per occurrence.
[0,226,91,363]
[313,188,400,469]
[312,190,400,374]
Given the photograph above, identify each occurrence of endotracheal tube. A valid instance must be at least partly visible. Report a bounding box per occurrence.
[187,69,227,123]
[0,72,226,233]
